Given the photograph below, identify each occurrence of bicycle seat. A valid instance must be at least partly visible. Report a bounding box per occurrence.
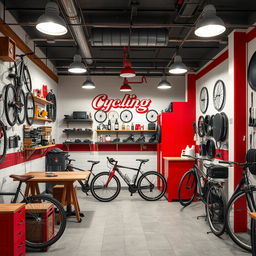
[10,174,34,182]
[88,160,100,165]
[136,159,149,163]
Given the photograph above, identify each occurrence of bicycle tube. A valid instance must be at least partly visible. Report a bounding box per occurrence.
[0,120,7,163]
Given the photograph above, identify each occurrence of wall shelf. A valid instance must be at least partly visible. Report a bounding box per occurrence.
[63,142,92,151]
[32,116,53,122]
[64,118,93,122]
[96,130,157,133]
[33,96,53,105]
[95,142,157,151]
[63,130,92,134]
[23,144,56,160]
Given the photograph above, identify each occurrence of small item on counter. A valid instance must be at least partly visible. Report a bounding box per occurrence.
[123,134,135,143]
[140,125,144,130]
[88,112,92,119]
[135,124,140,130]
[148,134,157,143]
[114,119,119,130]
[97,124,101,130]
[126,124,130,130]
[105,134,111,142]
[113,137,120,143]
[136,135,145,143]
[131,123,134,130]
[121,122,125,130]
[42,85,48,98]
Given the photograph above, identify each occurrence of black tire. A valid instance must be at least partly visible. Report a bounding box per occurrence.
[23,65,32,92]
[225,188,256,252]
[25,92,35,126]
[206,183,226,236]
[178,170,197,207]
[90,172,121,202]
[4,83,17,126]
[17,89,26,124]
[137,171,167,201]
[24,194,66,249]
[0,120,7,163]
[46,91,57,121]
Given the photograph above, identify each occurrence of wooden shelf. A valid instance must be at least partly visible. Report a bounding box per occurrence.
[96,130,157,133]
[23,144,56,160]
[63,142,92,145]
[64,118,93,122]
[63,130,92,134]
[32,116,53,122]
[33,96,53,105]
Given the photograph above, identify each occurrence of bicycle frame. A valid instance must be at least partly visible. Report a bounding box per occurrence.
[0,181,24,203]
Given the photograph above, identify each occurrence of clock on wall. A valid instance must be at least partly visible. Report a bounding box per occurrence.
[199,87,209,114]
[213,80,226,111]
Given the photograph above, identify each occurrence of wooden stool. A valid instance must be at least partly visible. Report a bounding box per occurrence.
[26,203,54,251]
[249,212,256,256]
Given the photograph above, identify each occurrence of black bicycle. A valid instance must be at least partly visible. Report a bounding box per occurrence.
[65,157,100,195]
[0,120,7,163]
[0,174,66,249]
[90,157,167,202]
[5,53,35,126]
[217,159,256,252]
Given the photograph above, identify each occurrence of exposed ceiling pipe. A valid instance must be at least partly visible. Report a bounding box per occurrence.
[59,0,93,65]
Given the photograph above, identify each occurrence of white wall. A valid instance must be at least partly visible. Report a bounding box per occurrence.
[57,75,185,183]
[0,8,58,199]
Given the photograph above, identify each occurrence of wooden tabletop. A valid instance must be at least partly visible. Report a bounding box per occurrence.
[163,157,194,161]
[249,212,256,220]
[24,171,90,182]
[26,203,53,212]
[0,203,25,213]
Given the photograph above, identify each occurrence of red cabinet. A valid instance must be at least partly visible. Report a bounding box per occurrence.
[163,157,194,201]
[0,203,26,256]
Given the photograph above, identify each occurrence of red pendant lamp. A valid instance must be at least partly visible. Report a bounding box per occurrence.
[120,47,136,78]
[120,78,132,92]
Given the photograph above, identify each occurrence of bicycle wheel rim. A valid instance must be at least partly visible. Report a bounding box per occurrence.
[24,195,66,248]
[226,189,256,251]
[25,92,35,125]
[206,184,226,236]
[178,170,197,206]
[23,65,32,92]
[17,89,26,124]
[138,171,167,201]
[0,120,7,163]
[91,172,120,202]
[4,84,17,126]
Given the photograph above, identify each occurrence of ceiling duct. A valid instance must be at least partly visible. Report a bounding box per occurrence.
[91,28,168,47]
[178,0,200,18]
[59,0,93,64]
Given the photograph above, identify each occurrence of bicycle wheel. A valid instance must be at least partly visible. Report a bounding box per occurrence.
[178,170,197,207]
[17,89,26,124]
[25,92,35,125]
[226,188,256,252]
[24,194,66,249]
[90,172,121,202]
[137,171,167,201]
[206,183,226,236]
[0,120,7,163]
[22,65,32,92]
[4,83,17,126]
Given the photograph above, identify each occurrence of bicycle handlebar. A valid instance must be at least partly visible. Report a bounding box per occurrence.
[107,157,117,165]
[218,160,256,168]
[181,155,212,162]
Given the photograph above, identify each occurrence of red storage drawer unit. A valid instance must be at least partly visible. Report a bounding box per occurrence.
[163,157,194,202]
[0,203,26,256]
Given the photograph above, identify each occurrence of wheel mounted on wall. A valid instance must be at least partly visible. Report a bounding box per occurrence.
[4,83,17,126]
[25,92,35,126]
[0,120,7,163]
[17,89,26,124]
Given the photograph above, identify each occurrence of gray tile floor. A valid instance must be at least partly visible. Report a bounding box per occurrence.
[27,190,250,256]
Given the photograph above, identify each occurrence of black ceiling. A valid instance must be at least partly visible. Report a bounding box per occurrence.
[2,0,256,76]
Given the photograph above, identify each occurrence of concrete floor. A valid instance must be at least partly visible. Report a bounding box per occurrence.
[27,190,249,256]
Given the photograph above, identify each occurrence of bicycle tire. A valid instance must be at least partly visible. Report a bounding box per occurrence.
[24,194,66,249]
[137,171,167,201]
[25,92,35,126]
[206,183,226,236]
[4,83,17,126]
[225,188,256,252]
[17,89,26,124]
[22,65,32,92]
[90,172,121,202]
[178,170,197,207]
[46,91,57,121]
[0,120,7,163]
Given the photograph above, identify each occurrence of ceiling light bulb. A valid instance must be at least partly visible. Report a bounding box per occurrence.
[157,76,172,89]
[195,4,226,38]
[36,1,67,36]
[82,77,95,89]
[68,54,87,74]
[169,55,188,75]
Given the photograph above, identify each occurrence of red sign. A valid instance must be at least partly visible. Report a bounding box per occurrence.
[91,94,152,114]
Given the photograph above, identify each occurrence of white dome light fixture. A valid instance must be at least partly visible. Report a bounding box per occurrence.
[157,75,172,90]
[68,54,87,74]
[195,4,226,38]
[169,55,188,75]
[82,77,96,89]
[36,1,67,36]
